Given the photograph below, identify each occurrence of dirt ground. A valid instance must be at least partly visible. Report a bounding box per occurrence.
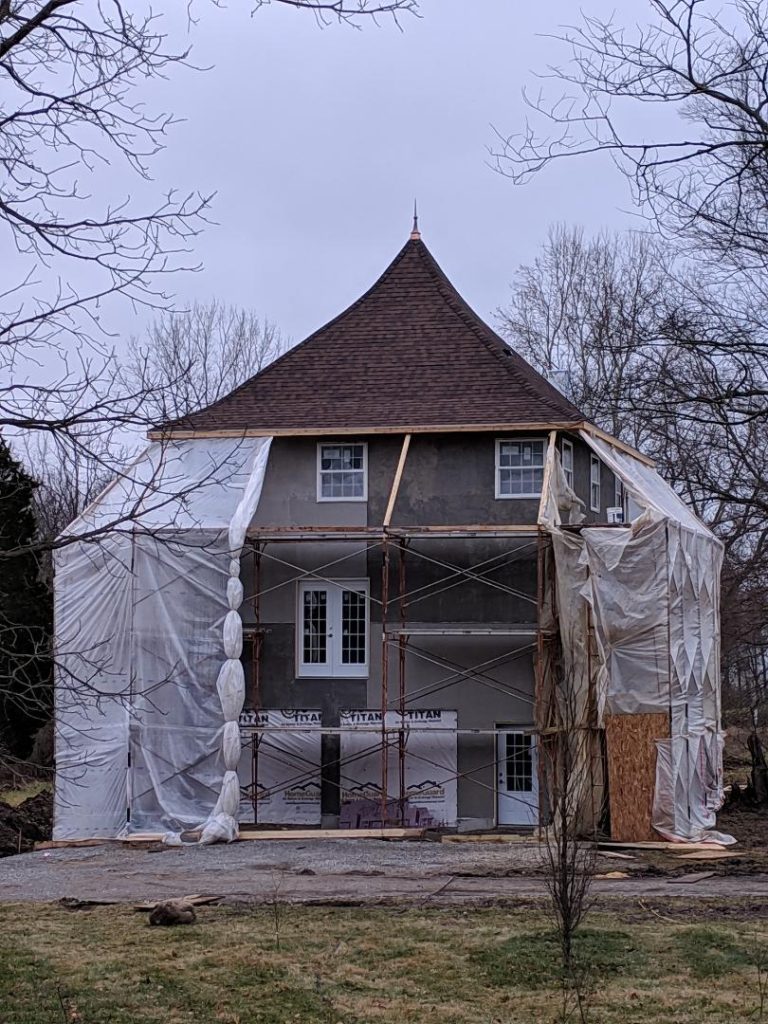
[0,788,52,856]
[4,838,768,906]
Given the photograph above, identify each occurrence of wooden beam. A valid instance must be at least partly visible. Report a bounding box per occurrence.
[246,524,540,539]
[392,524,539,534]
[580,423,655,468]
[147,418,655,473]
[383,433,411,528]
[236,827,424,841]
[148,421,586,441]
[35,838,111,850]
[41,828,427,848]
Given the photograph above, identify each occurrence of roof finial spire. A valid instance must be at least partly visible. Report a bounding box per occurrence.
[410,199,421,240]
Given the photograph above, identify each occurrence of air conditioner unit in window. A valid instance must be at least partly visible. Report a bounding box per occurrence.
[607,506,625,524]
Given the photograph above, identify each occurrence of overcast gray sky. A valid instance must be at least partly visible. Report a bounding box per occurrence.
[134,0,654,346]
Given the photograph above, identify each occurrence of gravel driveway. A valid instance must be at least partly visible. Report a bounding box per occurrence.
[2,839,767,905]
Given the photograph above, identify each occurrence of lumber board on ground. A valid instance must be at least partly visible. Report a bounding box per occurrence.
[673,850,744,861]
[605,712,669,843]
[440,834,540,844]
[35,838,110,850]
[237,828,424,841]
[597,840,728,851]
[133,894,223,911]
[669,872,716,884]
[121,833,170,842]
[41,828,425,848]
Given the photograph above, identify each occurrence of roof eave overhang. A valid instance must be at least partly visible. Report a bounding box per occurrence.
[147,420,655,467]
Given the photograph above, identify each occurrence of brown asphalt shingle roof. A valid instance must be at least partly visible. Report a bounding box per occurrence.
[159,236,584,433]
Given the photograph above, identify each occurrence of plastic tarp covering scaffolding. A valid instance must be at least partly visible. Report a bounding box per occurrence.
[53,437,272,842]
[339,710,458,827]
[237,710,323,825]
[539,431,731,843]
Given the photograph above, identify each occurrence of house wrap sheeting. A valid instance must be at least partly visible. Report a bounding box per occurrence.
[53,437,272,842]
[540,432,730,843]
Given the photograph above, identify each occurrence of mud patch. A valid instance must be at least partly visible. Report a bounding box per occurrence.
[0,791,52,856]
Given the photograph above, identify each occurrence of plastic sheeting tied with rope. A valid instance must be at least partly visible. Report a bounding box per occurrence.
[53,436,272,844]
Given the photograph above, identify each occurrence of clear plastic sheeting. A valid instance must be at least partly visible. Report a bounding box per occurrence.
[237,710,323,825]
[53,437,272,842]
[539,432,730,844]
[339,710,458,826]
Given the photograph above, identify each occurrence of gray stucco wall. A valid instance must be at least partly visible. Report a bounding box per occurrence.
[375,433,541,526]
[242,431,618,824]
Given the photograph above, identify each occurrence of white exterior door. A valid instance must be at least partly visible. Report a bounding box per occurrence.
[297,581,368,678]
[497,729,539,826]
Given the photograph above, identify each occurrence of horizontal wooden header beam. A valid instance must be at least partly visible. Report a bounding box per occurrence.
[145,415,655,468]
[246,524,541,542]
[148,421,585,440]
[147,419,654,467]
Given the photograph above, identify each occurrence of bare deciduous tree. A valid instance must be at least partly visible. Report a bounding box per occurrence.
[23,434,120,586]
[123,302,286,423]
[494,1,768,277]
[539,653,598,1023]
[254,0,418,23]
[0,0,418,775]
[501,224,768,794]
[2,0,418,551]
[1,3,210,449]
[499,225,671,445]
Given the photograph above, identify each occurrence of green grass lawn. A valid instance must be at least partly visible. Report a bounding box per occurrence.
[0,902,767,1023]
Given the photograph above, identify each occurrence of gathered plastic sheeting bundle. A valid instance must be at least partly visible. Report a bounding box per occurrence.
[200,440,272,845]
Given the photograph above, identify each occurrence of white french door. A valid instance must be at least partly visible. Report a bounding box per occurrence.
[497,729,539,826]
[297,580,369,678]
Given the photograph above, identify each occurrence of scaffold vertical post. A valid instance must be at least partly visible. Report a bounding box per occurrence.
[398,537,407,826]
[535,527,545,839]
[251,542,263,824]
[380,535,390,827]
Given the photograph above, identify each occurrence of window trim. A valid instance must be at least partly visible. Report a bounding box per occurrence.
[590,454,601,513]
[316,442,368,503]
[296,579,370,679]
[561,438,574,490]
[495,437,546,500]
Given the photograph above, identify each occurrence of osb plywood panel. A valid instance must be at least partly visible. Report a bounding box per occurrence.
[606,712,670,843]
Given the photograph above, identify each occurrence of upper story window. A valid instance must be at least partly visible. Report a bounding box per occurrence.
[317,442,367,502]
[607,476,626,523]
[495,438,545,499]
[561,438,574,490]
[590,455,601,512]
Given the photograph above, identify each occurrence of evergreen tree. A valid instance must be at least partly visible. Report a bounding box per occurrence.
[0,437,52,760]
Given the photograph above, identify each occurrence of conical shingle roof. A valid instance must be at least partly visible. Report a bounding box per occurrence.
[159,236,584,434]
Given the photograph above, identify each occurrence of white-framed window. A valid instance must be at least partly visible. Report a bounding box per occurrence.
[561,438,574,490]
[590,455,601,512]
[495,438,545,499]
[317,443,367,502]
[615,476,624,511]
[297,580,369,678]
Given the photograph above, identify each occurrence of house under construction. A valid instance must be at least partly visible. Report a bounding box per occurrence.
[53,227,726,844]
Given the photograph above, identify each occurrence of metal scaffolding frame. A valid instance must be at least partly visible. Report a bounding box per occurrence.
[238,522,547,829]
